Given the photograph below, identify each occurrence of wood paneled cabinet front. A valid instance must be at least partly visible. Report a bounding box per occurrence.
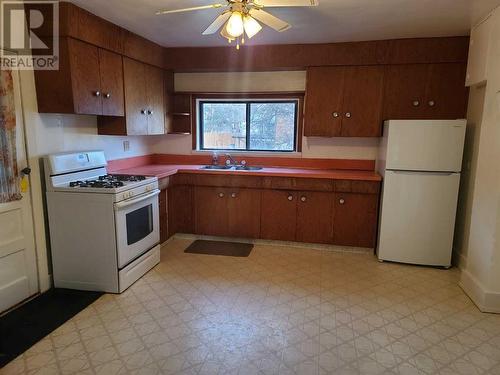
[98,57,165,135]
[383,63,468,120]
[304,66,385,138]
[35,37,124,116]
[194,187,261,238]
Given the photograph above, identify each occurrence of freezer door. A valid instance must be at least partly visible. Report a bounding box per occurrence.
[385,120,466,172]
[377,170,461,266]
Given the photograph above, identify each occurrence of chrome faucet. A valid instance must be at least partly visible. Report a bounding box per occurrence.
[225,154,238,167]
[212,152,219,165]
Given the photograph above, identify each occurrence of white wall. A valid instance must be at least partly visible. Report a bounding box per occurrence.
[149,71,380,160]
[460,6,500,312]
[18,69,153,291]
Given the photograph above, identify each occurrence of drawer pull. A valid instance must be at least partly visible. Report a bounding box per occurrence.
[412,100,420,107]
[345,112,352,118]
[332,112,339,118]
[300,196,307,202]
[428,100,435,107]
[231,192,237,198]
[339,198,345,205]
[218,192,225,198]
[287,195,294,201]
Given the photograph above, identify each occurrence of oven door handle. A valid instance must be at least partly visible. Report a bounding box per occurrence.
[114,189,161,210]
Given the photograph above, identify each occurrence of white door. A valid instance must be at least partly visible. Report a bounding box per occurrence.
[378,170,461,267]
[385,120,466,172]
[0,64,39,313]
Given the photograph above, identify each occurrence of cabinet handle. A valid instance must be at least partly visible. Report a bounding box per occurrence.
[141,109,146,115]
[147,110,153,115]
[428,100,435,107]
[412,100,420,107]
[94,91,101,97]
[345,112,351,118]
[231,192,237,198]
[218,192,225,198]
[300,196,307,202]
[104,93,111,99]
[287,195,294,201]
[332,112,339,118]
[339,198,345,205]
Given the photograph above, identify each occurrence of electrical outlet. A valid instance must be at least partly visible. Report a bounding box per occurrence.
[123,140,130,152]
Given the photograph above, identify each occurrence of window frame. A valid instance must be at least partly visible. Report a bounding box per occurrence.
[193,93,304,153]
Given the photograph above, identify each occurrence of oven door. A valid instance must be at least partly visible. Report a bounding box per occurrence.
[114,189,160,268]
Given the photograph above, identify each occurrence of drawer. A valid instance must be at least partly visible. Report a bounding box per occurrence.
[334,180,380,194]
[194,174,262,188]
[262,177,334,192]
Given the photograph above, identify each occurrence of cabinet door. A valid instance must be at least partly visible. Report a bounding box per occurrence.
[227,189,261,239]
[98,49,124,116]
[383,64,430,120]
[145,65,166,135]
[123,57,148,135]
[168,185,194,236]
[296,191,334,244]
[194,186,228,237]
[333,193,378,248]
[341,66,385,137]
[261,190,297,241]
[424,63,468,119]
[304,67,345,137]
[68,38,102,115]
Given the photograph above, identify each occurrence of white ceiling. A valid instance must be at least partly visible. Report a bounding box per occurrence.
[67,0,500,47]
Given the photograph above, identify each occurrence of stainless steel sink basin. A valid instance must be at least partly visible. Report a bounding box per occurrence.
[200,165,233,170]
[234,166,263,171]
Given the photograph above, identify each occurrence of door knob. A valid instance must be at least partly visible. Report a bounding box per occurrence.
[218,192,225,198]
[332,112,339,118]
[94,91,101,97]
[345,112,351,118]
[412,100,420,107]
[231,193,237,198]
[339,198,345,205]
[428,100,435,107]
[287,195,293,201]
[300,196,307,202]
[104,93,111,99]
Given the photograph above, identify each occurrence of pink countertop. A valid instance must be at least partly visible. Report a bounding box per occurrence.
[113,164,382,182]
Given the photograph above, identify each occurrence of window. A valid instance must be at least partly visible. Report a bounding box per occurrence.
[198,99,299,152]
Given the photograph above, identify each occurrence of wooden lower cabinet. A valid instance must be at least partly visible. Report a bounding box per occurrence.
[168,185,194,237]
[194,187,261,238]
[159,188,168,243]
[261,190,297,241]
[296,191,334,244]
[333,192,379,248]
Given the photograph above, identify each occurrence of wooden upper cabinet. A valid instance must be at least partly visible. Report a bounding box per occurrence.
[98,48,124,116]
[304,66,384,138]
[123,57,148,135]
[145,65,165,135]
[383,63,468,120]
[424,63,468,119]
[383,64,429,120]
[34,37,123,116]
[304,67,345,137]
[341,66,385,137]
[98,57,166,135]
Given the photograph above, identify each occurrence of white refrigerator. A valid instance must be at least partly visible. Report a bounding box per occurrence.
[377,119,466,267]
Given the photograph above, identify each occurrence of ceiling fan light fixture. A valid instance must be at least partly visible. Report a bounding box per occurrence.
[243,15,262,38]
[220,23,236,41]
[225,11,244,38]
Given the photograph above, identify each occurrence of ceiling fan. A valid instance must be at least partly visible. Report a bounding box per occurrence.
[156,0,319,49]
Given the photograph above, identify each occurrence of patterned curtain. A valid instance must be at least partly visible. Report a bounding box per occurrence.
[0,69,21,203]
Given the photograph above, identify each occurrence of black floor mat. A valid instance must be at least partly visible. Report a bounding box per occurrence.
[0,288,103,368]
[185,240,253,257]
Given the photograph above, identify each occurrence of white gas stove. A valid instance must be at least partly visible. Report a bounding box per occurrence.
[44,151,160,293]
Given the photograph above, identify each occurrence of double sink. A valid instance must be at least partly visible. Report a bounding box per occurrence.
[200,165,263,171]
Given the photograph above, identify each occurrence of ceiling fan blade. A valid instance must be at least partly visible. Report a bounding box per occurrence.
[202,12,231,35]
[248,8,290,32]
[156,4,225,15]
[251,0,318,7]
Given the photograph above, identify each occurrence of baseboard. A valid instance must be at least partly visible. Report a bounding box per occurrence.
[459,269,500,313]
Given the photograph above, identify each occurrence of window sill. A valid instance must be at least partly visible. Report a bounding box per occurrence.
[192,150,303,158]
